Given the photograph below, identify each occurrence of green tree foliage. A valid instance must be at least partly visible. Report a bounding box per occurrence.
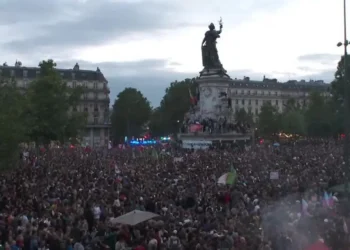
[149,78,197,135]
[235,108,254,125]
[26,60,86,144]
[0,78,27,168]
[304,92,333,137]
[331,55,350,135]
[281,110,306,135]
[281,98,306,135]
[111,87,151,141]
[257,102,281,136]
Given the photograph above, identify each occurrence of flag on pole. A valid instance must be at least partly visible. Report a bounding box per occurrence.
[218,165,237,185]
[302,199,311,216]
[189,88,197,105]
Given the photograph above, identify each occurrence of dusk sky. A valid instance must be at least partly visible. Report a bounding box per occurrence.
[0,0,345,106]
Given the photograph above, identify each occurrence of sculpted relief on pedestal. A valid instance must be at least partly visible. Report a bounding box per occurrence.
[202,87,213,98]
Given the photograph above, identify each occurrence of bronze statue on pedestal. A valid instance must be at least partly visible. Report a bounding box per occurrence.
[201,18,227,76]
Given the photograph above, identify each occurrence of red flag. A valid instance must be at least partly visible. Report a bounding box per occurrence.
[189,89,197,105]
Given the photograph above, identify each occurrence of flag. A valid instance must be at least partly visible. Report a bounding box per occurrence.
[323,191,334,208]
[189,89,197,105]
[218,165,237,185]
[302,199,311,216]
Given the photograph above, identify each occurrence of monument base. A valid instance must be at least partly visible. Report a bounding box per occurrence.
[196,67,233,120]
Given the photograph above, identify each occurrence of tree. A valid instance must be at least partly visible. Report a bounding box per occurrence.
[0,78,27,168]
[149,107,167,136]
[26,60,86,145]
[304,91,333,137]
[111,88,151,141]
[257,102,281,136]
[149,78,197,135]
[283,98,300,113]
[281,98,306,135]
[235,108,254,126]
[281,110,306,135]
[331,55,350,135]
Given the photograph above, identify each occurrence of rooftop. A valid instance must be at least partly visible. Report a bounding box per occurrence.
[0,62,107,82]
[230,76,330,91]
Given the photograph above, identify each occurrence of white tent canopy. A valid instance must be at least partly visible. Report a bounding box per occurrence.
[110,210,159,226]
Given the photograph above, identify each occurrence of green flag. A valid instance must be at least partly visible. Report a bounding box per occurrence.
[226,165,237,185]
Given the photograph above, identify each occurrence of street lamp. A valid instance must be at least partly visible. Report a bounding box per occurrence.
[337,0,350,196]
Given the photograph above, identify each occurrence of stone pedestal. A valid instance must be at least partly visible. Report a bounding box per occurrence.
[196,67,233,120]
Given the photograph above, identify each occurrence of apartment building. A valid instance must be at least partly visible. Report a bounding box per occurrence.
[0,62,111,147]
[229,76,330,120]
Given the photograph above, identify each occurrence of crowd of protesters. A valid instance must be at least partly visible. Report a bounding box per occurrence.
[0,139,349,250]
[181,117,250,134]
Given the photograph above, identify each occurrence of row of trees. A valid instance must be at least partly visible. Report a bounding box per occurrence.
[0,60,86,168]
[111,79,197,140]
[111,55,349,140]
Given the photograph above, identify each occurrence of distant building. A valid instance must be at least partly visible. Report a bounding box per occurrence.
[229,76,330,120]
[0,62,111,147]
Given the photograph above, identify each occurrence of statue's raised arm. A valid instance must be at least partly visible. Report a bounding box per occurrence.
[201,18,224,69]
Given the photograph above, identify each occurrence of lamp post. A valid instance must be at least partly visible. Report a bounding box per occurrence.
[337,0,350,196]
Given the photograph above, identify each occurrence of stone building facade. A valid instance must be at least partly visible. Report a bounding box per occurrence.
[0,62,111,147]
[198,75,330,122]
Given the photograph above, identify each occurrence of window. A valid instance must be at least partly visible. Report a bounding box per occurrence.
[241,99,245,105]
[73,106,77,112]
[255,108,258,115]
[94,116,99,124]
[241,90,244,94]
[84,104,88,112]
[268,91,271,96]
[248,100,251,105]
[83,82,87,88]
[275,91,278,96]
[247,90,250,95]
[261,91,264,96]
[94,92,98,99]
[23,70,28,78]
[255,100,258,105]
[236,99,239,105]
[10,70,15,77]
[93,82,98,89]
[94,103,98,111]
[235,90,238,94]
[275,100,278,105]
[84,93,88,99]
[73,81,77,88]
[267,100,271,104]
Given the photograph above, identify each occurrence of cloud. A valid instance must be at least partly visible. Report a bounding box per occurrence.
[55,58,193,107]
[54,58,335,106]
[298,54,340,63]
[1,0,185,53]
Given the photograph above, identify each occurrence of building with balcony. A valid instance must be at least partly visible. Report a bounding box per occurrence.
[0,62,111,147]
[228,76,330,120]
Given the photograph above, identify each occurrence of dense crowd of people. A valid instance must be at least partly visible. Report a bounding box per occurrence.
[0,140,349,250]
[181,117,250,134]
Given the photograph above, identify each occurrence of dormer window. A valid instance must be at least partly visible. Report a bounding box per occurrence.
[73,63,79,71]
